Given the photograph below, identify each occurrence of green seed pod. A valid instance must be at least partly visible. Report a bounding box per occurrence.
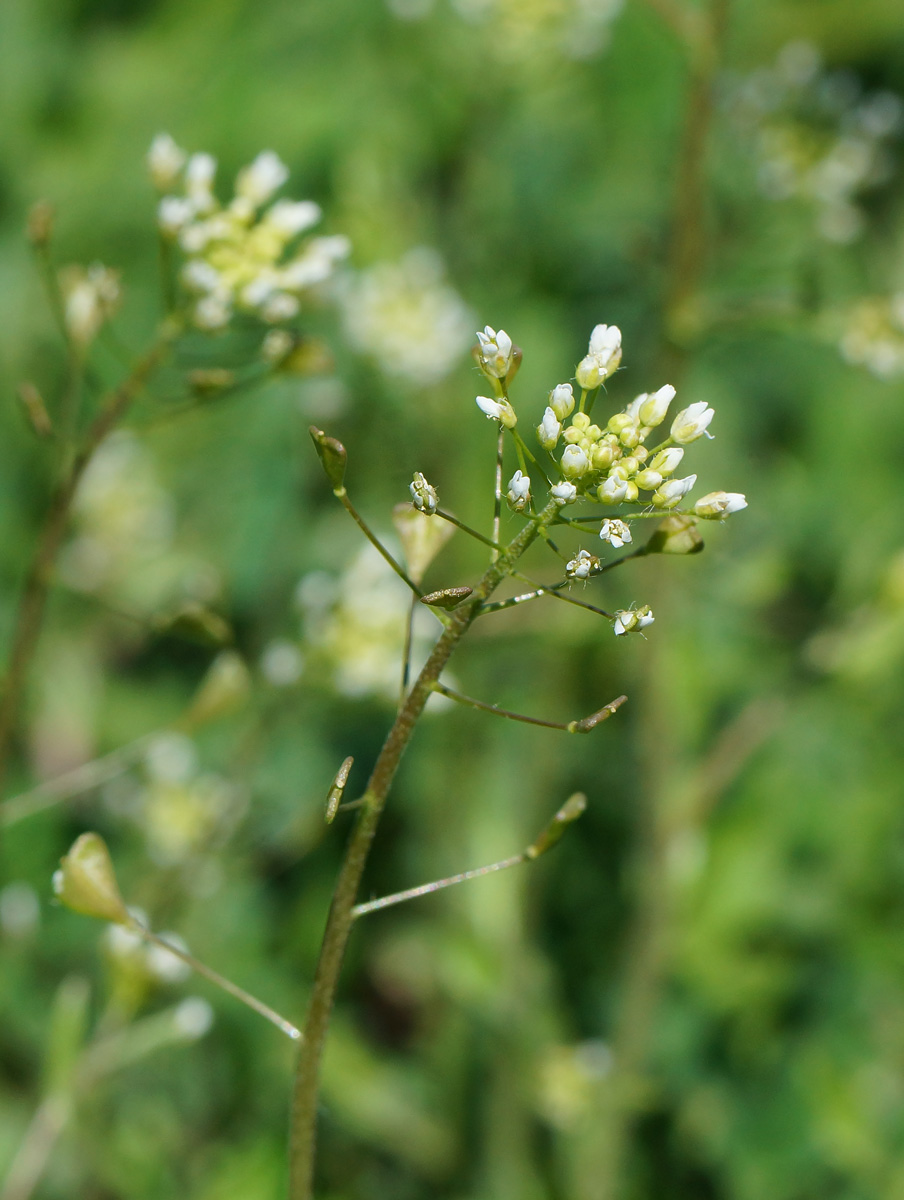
[53,833,129,924]
[309,426,348,491]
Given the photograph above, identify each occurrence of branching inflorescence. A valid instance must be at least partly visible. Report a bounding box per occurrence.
[35,141,747,1200]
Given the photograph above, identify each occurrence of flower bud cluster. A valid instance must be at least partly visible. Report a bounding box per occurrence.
[148,135,350,331]
[410,471,439,515]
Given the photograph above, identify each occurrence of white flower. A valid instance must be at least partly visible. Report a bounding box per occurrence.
[146,933,192,983]
[261,292,301,323]
[236,150,289,207]
[185,153,217,210]
[148,134,186,190]
[566,549,600,580]
[158,196,194,236]
[476,325,514,378]
[262,329,294,362]
[61,263,121,348]
[537,406,562,451]
[638,384,675,427]
[549,382,575,420]
[613,605,654,636]
[173,997,214,1040]
[181,259,223,293]
[670,401,714,444]
[649,446,685,476]
[652,474,697,509]
[598,475,628,504]
[506,470,531,512]
[576,323,622,388]
[265,199,322,238]
[561,444,590,479]
[410,471,439,514]
[194,294,232,330]
[475,395,516,428]
[599,518,632,548]
[694,491,748,518]
[551,481,577,505]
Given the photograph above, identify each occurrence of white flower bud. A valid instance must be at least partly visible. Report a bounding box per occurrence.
[158,196,194,236]
[599,519,632,548]
[265,199,322,237]
[537,406,562,451]
[613,605,654,636]
[576,324,623,388]
[671,401,714,444]
[148,134,186,190]
[476,326,514,378]
[566,549,601,580]
[638,384,675,427]
[649,447,685,476]
[185,153,217,209]
[549,383,575,421]
[598,475,629,504]
[409,471,439,515]
[237,150,289,207]
[652,474,697,509]
[261,292,301,323]
[561,444,590,479]
[476,395,516,428]
[506,470,531,512]
[551,481,577,505]
[693,491,747,518]
[194,294,232,330]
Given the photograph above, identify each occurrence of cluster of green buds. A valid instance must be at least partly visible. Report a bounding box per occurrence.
[148,134,350,331]
[468,321,747,636]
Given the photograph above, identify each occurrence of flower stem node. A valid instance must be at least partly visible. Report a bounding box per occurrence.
[506,470,531,512]
[576,324,622,389]
[551,481,578,505]
[309,426,348,491]
[644,514,704,556]
[566,549,601,580]
[549,383,575,421]
[53,833,129,924]
[599,518,632,548]
[475,326,516,380]
[613,606,655,636]
[652,474,697,509]
[537,407,562,451]
[694,491,748,518]
[476,395,517,428]
[409,471,439,515]
[671,401,715,444]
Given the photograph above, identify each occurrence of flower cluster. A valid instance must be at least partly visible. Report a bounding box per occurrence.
[470,322,746,635]
[341,249,473,384]
[148,134,350,330]
[728,41,903,243]
[839,295,904,379]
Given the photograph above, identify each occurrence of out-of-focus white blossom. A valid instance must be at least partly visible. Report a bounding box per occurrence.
[173,997,214,1039]
[260,639,305,686]
[442,0,623,63]
[59,263,121,349]
[341,249,473,384]
[148,134,186,190]
[839,295,904,379]
[150,136,350,330]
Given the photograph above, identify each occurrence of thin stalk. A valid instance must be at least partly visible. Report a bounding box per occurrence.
[288,500,561,1200]
[131,923,301,1042]
[433,681,620,733]
[492,428,504,559]
[335,490,422,597]
[434,508,504,551]
[352,854,526,919]
[0,333,175,795]
[399,595,416,704]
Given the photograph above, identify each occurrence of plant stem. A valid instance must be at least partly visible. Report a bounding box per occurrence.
[0,334,174,797]
[351,853,527,919]
[287,502,560,1200]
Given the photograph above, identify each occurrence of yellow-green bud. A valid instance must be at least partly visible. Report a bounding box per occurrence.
[635,469,663,491]
[53,833,129,924]
[309,426,348,491]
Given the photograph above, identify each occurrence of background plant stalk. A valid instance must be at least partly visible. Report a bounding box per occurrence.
[287,499,560,1200]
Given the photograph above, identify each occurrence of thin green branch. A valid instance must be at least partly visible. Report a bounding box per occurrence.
[433,681,626,733]
[434,508,504,551]
[352,854,526,918]
[334,488,423,597]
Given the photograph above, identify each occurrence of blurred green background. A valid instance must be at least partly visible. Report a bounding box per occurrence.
[2,0,904,1197]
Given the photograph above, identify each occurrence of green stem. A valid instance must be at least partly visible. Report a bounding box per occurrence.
[0,332,175,798]
[287,501,560,1200]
